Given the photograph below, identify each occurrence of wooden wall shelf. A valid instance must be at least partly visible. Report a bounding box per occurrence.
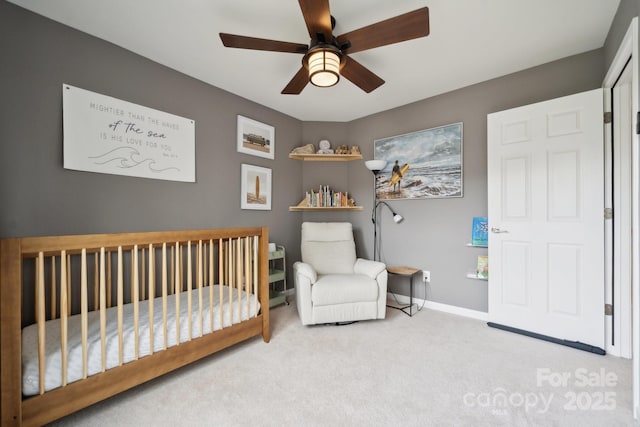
[289,199,363,212]
[288,153,362,161]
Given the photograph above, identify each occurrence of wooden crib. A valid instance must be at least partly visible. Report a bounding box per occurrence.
[0,227,270,426]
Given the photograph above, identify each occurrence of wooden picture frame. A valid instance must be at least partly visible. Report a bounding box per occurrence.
[374,122,463,200]
[241,164,272,210]
[237,115,275,159]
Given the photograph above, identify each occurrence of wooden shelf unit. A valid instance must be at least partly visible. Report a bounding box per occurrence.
[288,153,362,161]
[289,150,363,211]
[289,199,363,212]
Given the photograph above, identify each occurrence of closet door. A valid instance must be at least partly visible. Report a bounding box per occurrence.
[487,88,604,351]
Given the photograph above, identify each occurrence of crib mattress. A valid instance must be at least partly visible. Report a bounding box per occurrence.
[22,284,259,396]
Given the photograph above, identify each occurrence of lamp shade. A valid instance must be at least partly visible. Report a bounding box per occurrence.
[308,49,341,87]
[365,160,387,172]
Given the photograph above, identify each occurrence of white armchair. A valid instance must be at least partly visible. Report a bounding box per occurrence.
[294,222,387,325]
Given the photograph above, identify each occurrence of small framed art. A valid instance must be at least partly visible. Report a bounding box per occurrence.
[241,164,272,210]
[237,115,275,159]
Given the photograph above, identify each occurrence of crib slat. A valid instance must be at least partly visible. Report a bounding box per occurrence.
[94,254,99,311]
[133,246,139,359]
[81,249,88,378]
[228,240,232,325]
[209,239,214,332]
[60,250,68,387]
[175,242,180,345]
[148,244,154,355]
[198,240,203,337]
[236,238,241,318]
[51,256,57,320]
[107,252,112,308]
[253,236,258,317]
[162,243,168,350]
[219,239,224,328]
[36,252,45,395]
[141,247,146,301]
[100,248,107,372]
[170,245,175,295]
[117,246,124,366]
[187,241,192,341]
[245,237,250,316]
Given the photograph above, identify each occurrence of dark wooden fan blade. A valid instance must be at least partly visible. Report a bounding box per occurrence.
[298,0,332,42]
[340,56,385,93]
[220,33,307,54]
[336,7,429,54]
[282,66,309,95]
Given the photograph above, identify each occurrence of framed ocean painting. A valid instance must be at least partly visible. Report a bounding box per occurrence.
[373,122,463,200]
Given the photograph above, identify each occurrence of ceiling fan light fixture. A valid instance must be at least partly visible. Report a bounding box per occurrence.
[307,47,342,87]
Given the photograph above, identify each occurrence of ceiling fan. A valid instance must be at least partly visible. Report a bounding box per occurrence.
[219,0,429,95]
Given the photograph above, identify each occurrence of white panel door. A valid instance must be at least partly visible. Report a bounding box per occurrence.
[487,89,604,350]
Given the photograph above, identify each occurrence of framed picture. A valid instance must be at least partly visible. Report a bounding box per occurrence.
[374,122,463,200]
[237,115,275,159]
[241,164,272,210]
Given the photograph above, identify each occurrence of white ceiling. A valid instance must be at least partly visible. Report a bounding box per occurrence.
[9,0,620,122]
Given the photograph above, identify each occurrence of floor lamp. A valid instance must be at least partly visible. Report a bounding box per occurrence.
[365,160,404,261]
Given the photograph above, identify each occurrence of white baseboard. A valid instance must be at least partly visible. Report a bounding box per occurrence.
[387,293,488,322]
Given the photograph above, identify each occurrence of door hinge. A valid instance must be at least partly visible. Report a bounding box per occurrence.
[604,208,613,220]
[604,111,612,124]
[605,304,613,316]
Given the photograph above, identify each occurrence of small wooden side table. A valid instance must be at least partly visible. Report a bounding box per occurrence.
[386,266,421,317]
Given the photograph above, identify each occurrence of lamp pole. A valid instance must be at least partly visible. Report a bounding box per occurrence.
[372,200,404,261]
[372,176,380,261]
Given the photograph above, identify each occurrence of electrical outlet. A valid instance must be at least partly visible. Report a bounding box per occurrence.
[423,270,431,283]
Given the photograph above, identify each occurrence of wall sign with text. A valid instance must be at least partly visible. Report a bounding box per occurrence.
[62,84,196,182]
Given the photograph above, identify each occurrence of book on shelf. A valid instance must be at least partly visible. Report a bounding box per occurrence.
[476,255,488,279]
[471,216,488,246]
[304,185,349,207]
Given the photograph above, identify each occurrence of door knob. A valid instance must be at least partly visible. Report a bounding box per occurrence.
[491,227,509,234]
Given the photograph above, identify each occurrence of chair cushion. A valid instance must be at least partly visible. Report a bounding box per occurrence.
[311,274,379,306]
[301,222,356,274]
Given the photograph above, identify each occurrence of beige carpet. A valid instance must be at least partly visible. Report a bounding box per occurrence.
[49,300,637,426]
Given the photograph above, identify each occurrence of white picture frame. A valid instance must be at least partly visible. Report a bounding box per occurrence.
[241,164,272,210]
[237,115,275,159]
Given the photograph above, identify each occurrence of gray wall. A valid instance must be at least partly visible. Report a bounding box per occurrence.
[0,1,305,277]
[2,1,632,314]
[341,50,606,312]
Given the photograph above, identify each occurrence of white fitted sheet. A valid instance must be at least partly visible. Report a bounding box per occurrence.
[22,284,259,396]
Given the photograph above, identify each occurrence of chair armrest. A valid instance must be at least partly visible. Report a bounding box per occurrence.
[354,258,386,279]
[294,261,317,283]
[294,261,317,325]
[355,259,388,319]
